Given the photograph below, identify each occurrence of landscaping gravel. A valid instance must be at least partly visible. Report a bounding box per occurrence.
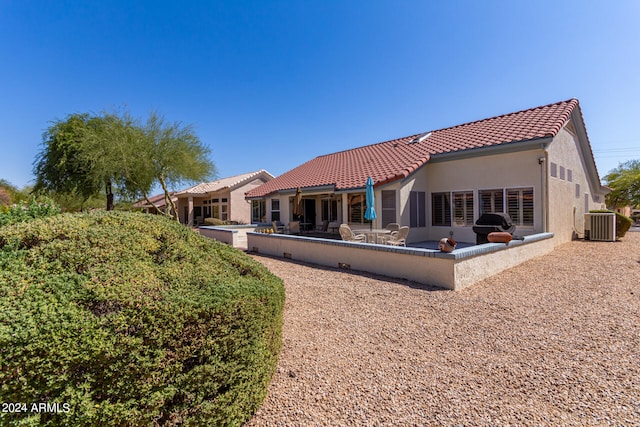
[245,232,640,426]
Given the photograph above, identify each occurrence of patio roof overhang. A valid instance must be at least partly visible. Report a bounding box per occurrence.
[246,184,337,199]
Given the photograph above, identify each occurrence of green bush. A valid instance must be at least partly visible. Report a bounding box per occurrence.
[0,196,61,227]
[0,211,284,426]
[203,217,225,226]
[589,209,633,238]
[202,218,243,226]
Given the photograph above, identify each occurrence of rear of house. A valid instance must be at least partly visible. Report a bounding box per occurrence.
[246,99,608,245]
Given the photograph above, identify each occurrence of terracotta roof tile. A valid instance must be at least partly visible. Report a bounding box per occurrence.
[246,99,579,198]
[178,169,273,196]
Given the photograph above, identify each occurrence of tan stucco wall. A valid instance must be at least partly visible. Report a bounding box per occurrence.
[397,149,544,243]
[454,236,555,288]
[246,232,555,291]
[231,179,267,223]
[248,232,456,289]
[546,127,607,243]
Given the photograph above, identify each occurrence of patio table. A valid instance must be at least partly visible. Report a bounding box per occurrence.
[352,228,391,244]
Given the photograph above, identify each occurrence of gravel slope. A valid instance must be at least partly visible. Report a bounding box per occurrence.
[246,233,640,426]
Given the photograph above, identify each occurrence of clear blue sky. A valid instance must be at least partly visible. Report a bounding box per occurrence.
[2,1,639,190]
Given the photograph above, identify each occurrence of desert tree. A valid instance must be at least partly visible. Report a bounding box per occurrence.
[33,113,122,210]
[136,112,215,219]
[33,111,215,217]
[604,159,640,209]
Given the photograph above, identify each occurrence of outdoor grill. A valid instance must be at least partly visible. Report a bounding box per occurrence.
[472,212,516,244]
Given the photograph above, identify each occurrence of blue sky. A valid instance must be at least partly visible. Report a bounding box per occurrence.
[2,1,639,190]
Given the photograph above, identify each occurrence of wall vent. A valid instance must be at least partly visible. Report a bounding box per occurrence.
[584,213,616,242]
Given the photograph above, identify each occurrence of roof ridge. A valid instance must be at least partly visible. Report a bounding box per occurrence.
[433,98,578,135]
[315,99,578,159]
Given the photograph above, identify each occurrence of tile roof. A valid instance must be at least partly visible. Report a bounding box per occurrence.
[177,169,273,196]
[133,192,176,209]
[246,99,581,198]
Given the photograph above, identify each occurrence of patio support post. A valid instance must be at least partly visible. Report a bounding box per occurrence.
[340,193,348,225]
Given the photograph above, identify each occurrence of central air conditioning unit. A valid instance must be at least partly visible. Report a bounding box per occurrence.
[584,213,616,241]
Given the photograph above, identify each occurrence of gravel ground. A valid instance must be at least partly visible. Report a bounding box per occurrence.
[245,233,640,426]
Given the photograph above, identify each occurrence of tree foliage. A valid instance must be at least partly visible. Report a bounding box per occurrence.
[0,179,31,206]
[604,159,640,208]
[33,111,215,215]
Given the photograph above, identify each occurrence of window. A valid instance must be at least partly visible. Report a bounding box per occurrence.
[410,191,426,227]
[479,189,504,215]
[560,166,566,180]
[381,190,396,227]
[453,191,474,226]
[575,183,581,199]
[221,204,228,221]
[271,199,280,222]
[252,200,265,223]
[567,169,573,182]
[321,199,338,222]
[550,162,558,178]
[507,188,534,227]
[348,193,366,224]
[431,192,450,226]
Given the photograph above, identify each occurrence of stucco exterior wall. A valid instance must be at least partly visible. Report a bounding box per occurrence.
[454,235,555,288]
[397,149,544,244]
[546,126,607,243]
[246,232,555,291]
[232,178,267,223]
[397,171,430,243]
[199,225,257,248]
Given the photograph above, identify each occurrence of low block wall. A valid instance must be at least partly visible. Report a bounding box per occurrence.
[246,232,555,291]
[199,225,257,248]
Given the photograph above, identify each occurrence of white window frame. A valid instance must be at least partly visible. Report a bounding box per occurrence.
[452,191,474,226]
[506,187,534,228]
[271,199,280,222]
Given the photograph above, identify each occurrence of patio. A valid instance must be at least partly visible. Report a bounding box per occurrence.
[245,230,555,291]
[200,223,479,251]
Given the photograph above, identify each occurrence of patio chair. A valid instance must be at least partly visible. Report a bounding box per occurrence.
[386,223,400,232]
[288,221,300,235]
[378,222,401,244]
[339,224,366,243]
[386,226,409,246]
[272,221,285,233]
[316,220,330,233]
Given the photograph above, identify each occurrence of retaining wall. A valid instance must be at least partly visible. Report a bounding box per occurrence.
[246,232,555,291]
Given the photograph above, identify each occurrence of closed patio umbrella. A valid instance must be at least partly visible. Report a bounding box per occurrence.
[292,187,303,217]
[364,177,376,230]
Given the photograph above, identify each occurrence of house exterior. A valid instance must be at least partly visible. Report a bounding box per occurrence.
[134,192,178,215]
[245,99,609,245]
[175,170,274,226]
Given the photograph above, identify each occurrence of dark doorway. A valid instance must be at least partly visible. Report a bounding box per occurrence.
[303,199,316,230]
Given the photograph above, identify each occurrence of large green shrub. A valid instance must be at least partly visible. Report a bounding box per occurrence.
[0,196,61,227]
[589,209,633,239]
[0,211,284,426]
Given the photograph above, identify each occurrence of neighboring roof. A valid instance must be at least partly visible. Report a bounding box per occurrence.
[133,192,176,209]
[247,99,582,198]
[177,169,274,197]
